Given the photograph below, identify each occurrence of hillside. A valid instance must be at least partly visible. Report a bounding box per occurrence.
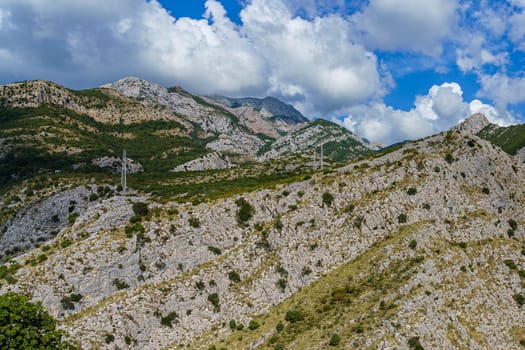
[0,78,377,204]
[0,115,523,349]
[454,112,525,162]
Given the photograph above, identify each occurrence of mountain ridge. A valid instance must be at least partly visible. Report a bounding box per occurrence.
[0,119,523,349]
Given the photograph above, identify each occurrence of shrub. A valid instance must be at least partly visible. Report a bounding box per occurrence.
[408,336,424,350]
[60,239,73,249]
[160,311,178,328]
[196,280,205,290]
[125,223,144,236]
[189,216,201,228]
[129,215,142,223]
[514,293,524,306]
[235,197,254,224]
[248,320,260,330]
[276,321,284,332]
[407,187,417,195]
[422,203,431,210]
[509,219,518,231]
[322,192,334,207]
[61,296,74,310]
[277,278,287,291]
[113,279,129,290]
[67,213,79,226]
[409,240,417,249]
[329,334,341,346]
[228,270,241,283]
[236,323,244,331]
[434,166,441,173]
[208,246,222,255]
[88,193,98,201]
[132,202,149,217]
[104,333,115,344]
[229,319,237,330]
[504,259,517,270]
[285,309,304,323]
[482,187,490,194]
[445,153,454,164]
[124,335,131,345]
[398,213,407,224]
[70,293,82,302]
[208,293,220,312]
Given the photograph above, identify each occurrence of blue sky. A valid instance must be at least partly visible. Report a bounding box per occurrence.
[0,0,524,144]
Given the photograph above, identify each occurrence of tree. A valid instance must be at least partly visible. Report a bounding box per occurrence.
[0,292,77,349]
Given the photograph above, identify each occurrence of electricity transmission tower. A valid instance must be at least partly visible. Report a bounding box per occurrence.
[121,150,127,191]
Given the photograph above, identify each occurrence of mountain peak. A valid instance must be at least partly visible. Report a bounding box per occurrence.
[454,113,491,135]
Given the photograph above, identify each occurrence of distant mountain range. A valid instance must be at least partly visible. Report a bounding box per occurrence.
[0,77,383,188]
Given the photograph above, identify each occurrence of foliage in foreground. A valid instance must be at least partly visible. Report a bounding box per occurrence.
[0,292,77,349]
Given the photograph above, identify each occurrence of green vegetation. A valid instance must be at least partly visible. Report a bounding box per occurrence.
[160,311,178,328]
[478,123,525,155]
[207,293,220,312]
[322,192,334,207]
[284,309,304,323]
[505,259,517,270]
[329,334,341,346]
[67,212,79,225]
[514,294,524,306]
[113,279,129,290]
[248,320,260,330]
[407,187,417,195]
[0,292,77,349]
[408,336,424,350]
[208,246,222,255]
[235,197,254,224]
[132,202,149,217]
[189,216,201,228]
[228,270,241,283]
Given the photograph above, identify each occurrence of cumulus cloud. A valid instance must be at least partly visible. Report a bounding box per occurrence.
[456,34,507,73]
[350,0,459,55]
[0,0,387,114]
[241,0,384,114]
[477,73,525,110]
[341,82,514,144]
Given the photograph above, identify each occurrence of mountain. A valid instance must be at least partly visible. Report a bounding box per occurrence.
[101,77,374,161]
[206,95,308,125]
[0,111,524,349]
[454,112,525,162]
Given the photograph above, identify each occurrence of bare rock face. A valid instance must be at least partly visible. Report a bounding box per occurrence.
[91,156,144,174]
[454,113,491,134]
[2,127,524,350]
[171,152,234,172]
[0,186,92,258]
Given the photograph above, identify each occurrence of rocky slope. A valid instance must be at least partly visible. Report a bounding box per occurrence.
[466,113,525,161]
[0,116,524,349]
[101,77,376,160]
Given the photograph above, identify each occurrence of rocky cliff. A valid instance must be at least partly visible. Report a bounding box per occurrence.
[0,117,524,349]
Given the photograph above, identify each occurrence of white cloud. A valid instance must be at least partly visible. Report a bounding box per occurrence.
[341,82,514,144]
[0,0,387,115]
[456,34,507,72]
[477,73,525,109]
[509,10,525,49]
[350,0,459,55]
[241,1,385,113]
